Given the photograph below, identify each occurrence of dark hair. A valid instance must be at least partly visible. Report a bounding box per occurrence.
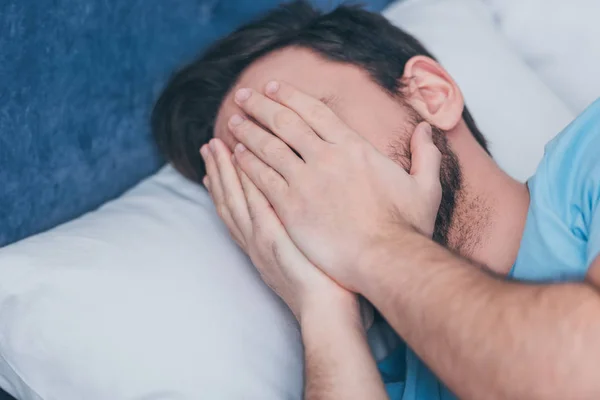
[152,0,488,182]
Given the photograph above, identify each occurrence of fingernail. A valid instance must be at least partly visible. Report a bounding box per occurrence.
[235,88,251,103]
[229,114,244,127]
[265,81,279,95]
[235,143,246,153]
[203,176,209,187]
[200,145,208,157]
[209,139,216,151]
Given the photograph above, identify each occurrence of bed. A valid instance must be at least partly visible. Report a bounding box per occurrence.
[1,0,599,398]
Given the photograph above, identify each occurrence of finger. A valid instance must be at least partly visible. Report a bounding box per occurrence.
[233,142,289,214]
[202,144,225,208]
[228,114,304,180]
[210,138,252,237]
[238,163,318,307]
[409,122,442,188]
[206,179,246,250]
[237,165,296,263]
[236,162,273,223]
[201,144,246,247]
[233,87,322,158]
[263,81,351,143]
[226,221,247,251]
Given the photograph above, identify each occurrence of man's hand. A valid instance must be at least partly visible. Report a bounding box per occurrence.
[227,81,442,290]
[200,138,351,320]
[202,138,388,400]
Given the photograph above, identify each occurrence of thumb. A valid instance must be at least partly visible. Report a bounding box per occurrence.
[409,122,442,187]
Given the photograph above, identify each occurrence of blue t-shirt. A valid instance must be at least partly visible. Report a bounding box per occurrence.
[377,98,600,399]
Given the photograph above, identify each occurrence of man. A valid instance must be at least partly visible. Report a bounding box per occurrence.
[152,2,600,399]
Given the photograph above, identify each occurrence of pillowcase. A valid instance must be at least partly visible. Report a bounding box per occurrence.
[0,167,303,400]
[480,0,600,114]
[0,0,575,399]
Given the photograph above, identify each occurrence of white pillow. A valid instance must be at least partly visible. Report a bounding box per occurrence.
[0,1,575,399]
[480,0,600,114]
[0,167,303,400]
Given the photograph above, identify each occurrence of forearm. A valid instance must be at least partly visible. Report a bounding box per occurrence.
[300,291,388,400]
[361,229,600,400]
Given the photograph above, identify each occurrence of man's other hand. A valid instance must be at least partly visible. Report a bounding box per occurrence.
[201,138,353,321]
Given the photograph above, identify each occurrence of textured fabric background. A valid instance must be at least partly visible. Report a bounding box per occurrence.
[0,0,393,248]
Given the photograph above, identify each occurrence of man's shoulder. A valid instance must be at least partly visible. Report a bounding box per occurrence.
[532,98,600,207]
[544,98,600,167]
[513,99,600,281]
[528,98,600,253]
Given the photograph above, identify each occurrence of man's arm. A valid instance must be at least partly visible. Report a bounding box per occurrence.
[361,229,600,400]
[224,82,600,399]
[301,292,388,400]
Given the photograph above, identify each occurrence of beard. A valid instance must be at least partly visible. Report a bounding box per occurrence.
[430,126,462,246]
[387,121,463,247]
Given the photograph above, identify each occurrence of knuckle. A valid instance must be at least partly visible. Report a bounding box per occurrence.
[308,103,330,122]
[277,84,294,102]
[223,190,235,208]
[263,171,280,189]
[231,118,252,137]
[260,138,278,154]
[258,169,271,184]
[261,141,287,163]
[273,109,297,130]
[244,91,259,109]
[216,204,228,219]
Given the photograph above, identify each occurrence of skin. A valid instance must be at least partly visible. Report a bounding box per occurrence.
[204,47,600,399]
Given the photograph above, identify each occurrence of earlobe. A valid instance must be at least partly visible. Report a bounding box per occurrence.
[402,56,464,131]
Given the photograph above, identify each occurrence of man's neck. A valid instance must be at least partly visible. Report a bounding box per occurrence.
[448,134,530,275]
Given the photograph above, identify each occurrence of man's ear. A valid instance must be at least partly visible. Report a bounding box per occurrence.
[402,56,464,131]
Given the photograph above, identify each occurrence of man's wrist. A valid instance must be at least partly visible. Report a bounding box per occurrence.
[299,283,388,400]
[355,225,425,296]
[299,288,362,333]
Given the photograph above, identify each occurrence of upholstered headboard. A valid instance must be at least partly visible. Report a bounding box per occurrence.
[0,0,393,247]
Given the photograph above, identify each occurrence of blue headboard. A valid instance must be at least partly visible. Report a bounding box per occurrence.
[0,0,393,247]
